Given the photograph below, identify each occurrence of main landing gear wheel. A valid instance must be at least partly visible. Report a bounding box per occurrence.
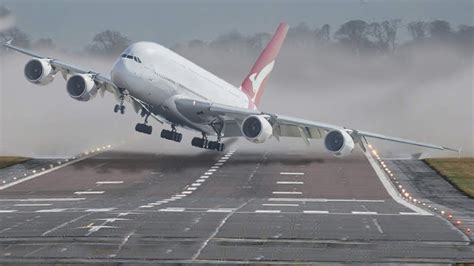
[161,129,182,142]
[114,104,125,114]
[191,137,224,151]
[135,123,152,135]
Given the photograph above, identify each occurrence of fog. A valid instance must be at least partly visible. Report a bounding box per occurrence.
[0,36,472,158]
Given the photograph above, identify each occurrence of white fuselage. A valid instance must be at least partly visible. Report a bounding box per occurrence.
[110,42,250,135]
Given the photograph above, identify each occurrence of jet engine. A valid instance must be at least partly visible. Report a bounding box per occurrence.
[324,130,355,157]
[66,74,98,101]
[241,115,272,143]
[24,58,55,85]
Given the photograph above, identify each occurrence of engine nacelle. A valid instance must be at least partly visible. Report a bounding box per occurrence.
[324,130,355,157]
[24,58,55,85]
[241,115,273,143]
[66,74,98,101]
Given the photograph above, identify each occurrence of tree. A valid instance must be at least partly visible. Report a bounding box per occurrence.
[315,24,330,42]
[429,20,451,39]
[381,19,401,51]
[0,27,30,48]
[87,30,131,56]
[335,20,373,54]
[407,21,427,41]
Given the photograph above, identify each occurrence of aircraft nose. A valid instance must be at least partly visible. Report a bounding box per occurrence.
[111,58,129,88]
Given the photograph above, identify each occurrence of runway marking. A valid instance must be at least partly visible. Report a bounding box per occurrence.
[215,163,224,166]
[96,181,124,185]
[280,172,304,176]
[196,179,206,183]
[74,191,105,195]
[272,191,302,195]
[200,176,209,179]
[159,208,185,212]
[208,169,217,172]
[303,210,329,214]
[218,160,227,163]
[85,208,115,212]
[182,191,193,194]
[191,183,201,187]
[42,213,93,236]
[399,212,423,215]
[36,209,66,213]
[0,210,17,213]
[276,181,304,185]
[0,198,85,202]
[139,205,153,208]
[207,208,234,213]
[0,153,97,191]
[175,194,187,197]
[372,218,384,234]
[211,166,219,169]
[14,203,52,207]
[364,150,431,216]
[351,211,378,215]
[187,187,197,191]
[204,172,213,175]
[262,203,299,207]
[255,210,281,213]
[268,198,385,202]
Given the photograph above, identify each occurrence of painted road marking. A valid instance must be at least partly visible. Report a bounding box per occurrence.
[303,210,329,214]
[96,181,124,185]
[36,209,66,213]
[74,191,105,195]
[276,181,304,185]
[280,172,304,176]
[211,166,219,169]
[204,172,213,175]
[351,211,378,215]
[159,208,185,212]
[207,208,234,213]
[268,198,385,202]
[85,208,115,212]
[191,183,201,187]
[187,187,197,191]
[182,191,193,194]
[14,203,52,207]
[255,210,281,213]
[196,179,206,183]
[272,191,302,195]
[399,212,422,215]
[262,203,299,207]
[208,169,217,172]
[0,198,85,202]
[0,210,17,213]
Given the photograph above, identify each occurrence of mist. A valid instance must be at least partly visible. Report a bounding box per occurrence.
[0,27,472,158]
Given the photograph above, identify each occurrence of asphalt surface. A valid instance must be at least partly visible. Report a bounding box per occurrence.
[0,143,472,263]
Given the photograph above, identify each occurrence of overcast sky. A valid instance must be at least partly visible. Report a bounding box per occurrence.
[2,0,473,49]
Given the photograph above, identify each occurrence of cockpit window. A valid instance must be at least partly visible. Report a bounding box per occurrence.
[122,54,142,63]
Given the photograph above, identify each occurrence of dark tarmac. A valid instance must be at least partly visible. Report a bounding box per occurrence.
[0,145,472,263]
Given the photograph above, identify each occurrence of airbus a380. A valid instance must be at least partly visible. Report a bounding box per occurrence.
[4,23,457,155]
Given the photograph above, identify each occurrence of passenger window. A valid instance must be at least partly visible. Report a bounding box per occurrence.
[137,57,142,63]
[121,54,127,58]
[127,55,133,59]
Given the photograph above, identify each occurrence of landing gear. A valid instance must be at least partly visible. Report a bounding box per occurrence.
[191,134,224,151]
[161,125,182,142]
[114,96,126,114]
[135,110,152,135]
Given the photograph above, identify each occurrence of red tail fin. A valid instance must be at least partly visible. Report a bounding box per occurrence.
[241,22,289,109]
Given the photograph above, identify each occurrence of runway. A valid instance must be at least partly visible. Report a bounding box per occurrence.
[0,143,472,263]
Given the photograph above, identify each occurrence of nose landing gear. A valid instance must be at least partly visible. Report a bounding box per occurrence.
[114,95,126,114]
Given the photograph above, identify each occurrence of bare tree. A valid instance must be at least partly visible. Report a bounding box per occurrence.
[429,20,452,39]
[335,20,374,54]
[407,21,427,41]
[382,19,401,51]
[86,30,131,56]
[315,24,331,42]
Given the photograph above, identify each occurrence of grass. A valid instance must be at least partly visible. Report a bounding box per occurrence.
[424,158,474,198]
[0,156,29,169]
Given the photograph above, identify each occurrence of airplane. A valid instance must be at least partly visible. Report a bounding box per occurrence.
[3,22,458,156]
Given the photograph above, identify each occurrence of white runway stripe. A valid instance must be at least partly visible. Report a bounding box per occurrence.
[182,191,193,194]
[255,210,281,213]
[74,191,104,195]
[276,181,304,185]
[399,212,421,215]
[85,208,115,212]
[159,208,185,212]
[0,210,17,213]
[268,198,385,203]
[272,191,302,195]
[280,172,304,176]
[191,183,201,187]
[0,198,85,202]
[36,209,66,213]
[14,203,52,207]
[303,210,329,214]
[262,203,299,207]
[207,208,234,213]
[351,211,378,215]
[96,181,123,184]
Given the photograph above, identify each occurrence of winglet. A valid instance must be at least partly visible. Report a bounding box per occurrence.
[5,39,13,45]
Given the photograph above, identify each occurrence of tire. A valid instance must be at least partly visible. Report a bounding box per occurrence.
[114,105,119,113]
[219,143,225,152]
[174,133,182,142]
[120,105,125,114]
[146,125,152,135]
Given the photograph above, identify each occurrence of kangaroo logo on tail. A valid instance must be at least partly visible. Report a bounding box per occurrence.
[248,60,275,101]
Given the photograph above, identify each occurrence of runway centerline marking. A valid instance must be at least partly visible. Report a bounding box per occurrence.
[36,209,66,213]
[280,172,305,176]
[14,203,52,207]
[0,198,85,202]
[268,198,385,202]
[276,181,304,185]
[85,208,115,212]
[96,181,124,185]
[272,191,302,195]
[255,210,281,213]
[303,210,329,214]
[352,211,378,215]
[74,191,105,195]
[262,203,299,207]
[0,210,17,213]
[159,208,185,212]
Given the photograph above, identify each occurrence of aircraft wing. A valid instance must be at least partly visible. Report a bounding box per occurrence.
[3,42,164,124]
[184,99,458,152]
